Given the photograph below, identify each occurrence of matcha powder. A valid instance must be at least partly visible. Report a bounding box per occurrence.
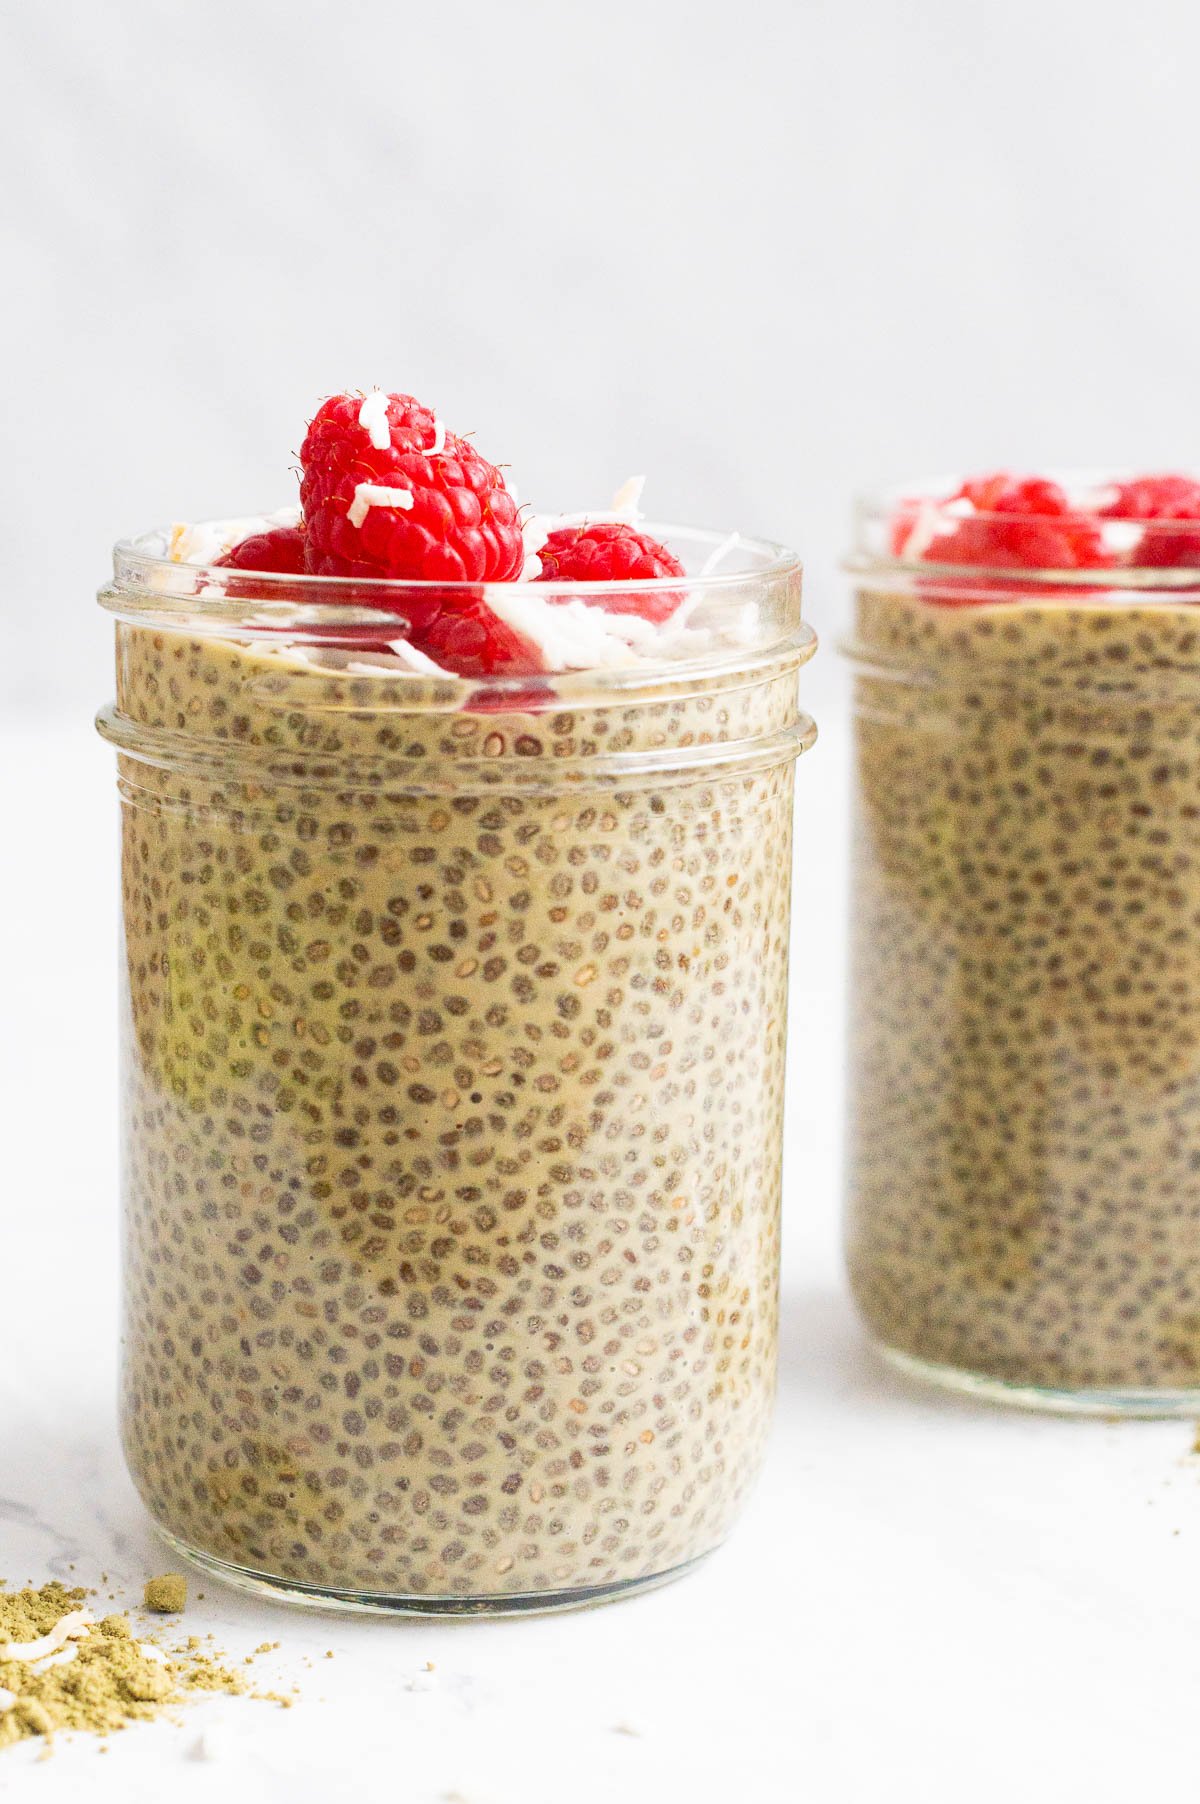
[143,1573,187,1614]
[0,1579,274,1751]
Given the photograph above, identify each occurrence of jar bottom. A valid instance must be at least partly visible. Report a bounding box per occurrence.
[877,1343,1200,1420]
[152,1528,714,1620]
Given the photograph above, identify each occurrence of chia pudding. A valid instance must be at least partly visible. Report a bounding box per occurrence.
[98,400,813,1610]
[844,471,1200,1409]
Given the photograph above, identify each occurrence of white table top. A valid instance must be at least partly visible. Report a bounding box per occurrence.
[4,709,1199,1804]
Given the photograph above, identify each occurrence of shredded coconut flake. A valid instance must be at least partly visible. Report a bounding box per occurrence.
[343,643,451,678]
[357,390,392,451]
[32,1645,79,1673]
[384,639,453,675]
[699,531,742,576]
[485,588,645,671]
[899,491,973,558]
[1108,521,1144,557]
[0,1688,16,1712]
[427,419,446,456]
[277,642,453,680]
[1,1609,94,1664]
[516,473,649,580]
[609,474,645,519]
[167,508,301,566]
[187,1726,231,1762]
[348,483,415,529]
[897,500,943,561]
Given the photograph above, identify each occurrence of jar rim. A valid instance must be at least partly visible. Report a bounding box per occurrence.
[108,517,801,606]
[100,518,811,704]
[848,470,1200,592]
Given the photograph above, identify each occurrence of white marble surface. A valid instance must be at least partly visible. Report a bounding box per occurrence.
[5,708,1200,1803]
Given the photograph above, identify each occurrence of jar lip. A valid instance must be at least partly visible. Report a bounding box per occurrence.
[109,517,801,604]
[101,518,807,694]
[848,469,1200,590]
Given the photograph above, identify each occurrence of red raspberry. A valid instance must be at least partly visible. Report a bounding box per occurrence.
[276,584,540,680]
[1100,473,1200,568]
[1100,473,1200,520]
[300,392,524,584]
[214,523,306,574]
[535,521,686,623]
[904,473,1112,574]
[391,588,540,678]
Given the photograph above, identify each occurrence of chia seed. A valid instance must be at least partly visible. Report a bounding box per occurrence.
[107,621,809,1603]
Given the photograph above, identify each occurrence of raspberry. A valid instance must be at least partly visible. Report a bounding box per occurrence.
[1100,474,1200,568]
[1100,473,1200,520]
[300,392,524,584]
[391,588,540,678]
[960,474,1066,514]
[214,523,306,574]
[276,583,539,680]
[535,521,686,623]
[297,391,532,675]
[905,473,1112,574]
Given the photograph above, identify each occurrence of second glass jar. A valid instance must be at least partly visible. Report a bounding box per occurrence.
[844,491,1200,1414]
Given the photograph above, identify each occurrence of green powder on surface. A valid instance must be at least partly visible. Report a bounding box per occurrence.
[143,1573,187,1614]
[0,1578,281,1752]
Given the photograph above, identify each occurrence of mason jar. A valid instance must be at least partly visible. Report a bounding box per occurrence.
[843,482,1200,1415]
[97,527,815,1613]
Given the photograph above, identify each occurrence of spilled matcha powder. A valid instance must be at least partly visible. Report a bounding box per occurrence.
[0,1579,276,1751]
[143,1574,187,1614]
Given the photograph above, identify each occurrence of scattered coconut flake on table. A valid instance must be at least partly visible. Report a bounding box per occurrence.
[187,1725,232,1763]
[348,483,415,529]
[357,389,392,451]
[0,1608,93,1663]
[31,1645,79,1673]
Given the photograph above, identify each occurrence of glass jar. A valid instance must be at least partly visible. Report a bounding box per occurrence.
[97,526,815,1614]
[844,485,1200,1414]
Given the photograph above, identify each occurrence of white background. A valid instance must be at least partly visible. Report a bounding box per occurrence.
[5,2,1200,1800]
[7,0,1200,719]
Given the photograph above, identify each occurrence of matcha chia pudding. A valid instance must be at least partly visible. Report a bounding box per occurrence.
[98,390,815,1611]
[844,471,1200,1412]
